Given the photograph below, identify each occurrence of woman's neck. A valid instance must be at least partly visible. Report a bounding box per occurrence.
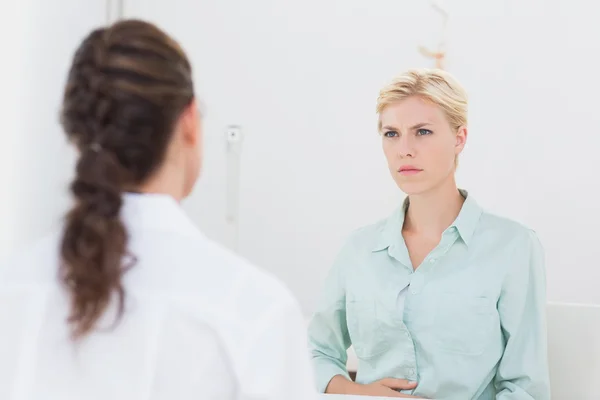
[132,162,187,202]
[403,178,464,239]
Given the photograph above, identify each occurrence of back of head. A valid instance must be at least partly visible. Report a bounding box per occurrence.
[376,68,468,132]
[59,19,194,339]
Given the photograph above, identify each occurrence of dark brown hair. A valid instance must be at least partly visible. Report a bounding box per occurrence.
[59,19,194,339]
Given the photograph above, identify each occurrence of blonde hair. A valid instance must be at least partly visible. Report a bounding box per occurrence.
[376,68,468,132]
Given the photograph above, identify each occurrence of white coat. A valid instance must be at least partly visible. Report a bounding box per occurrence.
[0,193,316,400]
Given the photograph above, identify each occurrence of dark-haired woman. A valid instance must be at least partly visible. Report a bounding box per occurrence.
[0,19,315,400]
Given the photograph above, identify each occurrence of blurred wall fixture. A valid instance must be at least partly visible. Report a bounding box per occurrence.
[225,125,244,252]
[106,0,124,23]
[418,1,449,69]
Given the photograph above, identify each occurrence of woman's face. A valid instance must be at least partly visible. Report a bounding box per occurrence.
[379,96,467,196]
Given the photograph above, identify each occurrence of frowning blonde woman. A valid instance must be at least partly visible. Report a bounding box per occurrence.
[308,69,551,400]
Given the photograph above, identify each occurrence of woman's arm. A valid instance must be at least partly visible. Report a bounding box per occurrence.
[327,375,421,398]
[307,249,353,393]
[307,240,423,398]
[494,229,551,399]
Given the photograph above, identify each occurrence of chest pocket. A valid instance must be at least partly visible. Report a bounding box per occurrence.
[434,294,496,355]
[346,298,391,359]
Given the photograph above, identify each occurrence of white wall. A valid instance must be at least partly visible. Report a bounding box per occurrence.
[0,0,107,257]
[121,0,600,314]
[0,1,27,257]
[4,1,600,315]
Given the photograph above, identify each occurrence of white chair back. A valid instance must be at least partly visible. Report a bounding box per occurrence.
[547,302,600,399]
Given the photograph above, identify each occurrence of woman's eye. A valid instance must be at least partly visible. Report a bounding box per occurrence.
[416,129,433,136]
[384,131,398,137]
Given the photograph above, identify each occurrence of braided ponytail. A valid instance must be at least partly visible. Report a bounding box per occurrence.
[60,146,131,338]
[59,20,194,339]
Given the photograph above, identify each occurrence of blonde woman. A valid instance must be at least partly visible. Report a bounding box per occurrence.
[308,69,550,399]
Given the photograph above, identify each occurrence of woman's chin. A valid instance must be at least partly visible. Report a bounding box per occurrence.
[396,181,434,197]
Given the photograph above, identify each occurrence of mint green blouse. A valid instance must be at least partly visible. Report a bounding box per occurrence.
[308,191,550,399]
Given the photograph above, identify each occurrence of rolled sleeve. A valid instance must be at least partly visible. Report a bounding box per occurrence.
[307,246,352,393]
[494,230,551,399]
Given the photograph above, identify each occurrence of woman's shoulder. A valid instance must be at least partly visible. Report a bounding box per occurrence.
[477,209,541,248]
[0,230,63,285]
[160,233,300,314]
[336,214,394,257]
[348,217,389,240]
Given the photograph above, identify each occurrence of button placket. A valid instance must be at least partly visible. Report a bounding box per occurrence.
[423,229,459,268]
[409,274,424,295]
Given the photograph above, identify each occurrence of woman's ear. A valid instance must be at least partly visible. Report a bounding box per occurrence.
[180,99,200,147]
[455,125,468,154]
